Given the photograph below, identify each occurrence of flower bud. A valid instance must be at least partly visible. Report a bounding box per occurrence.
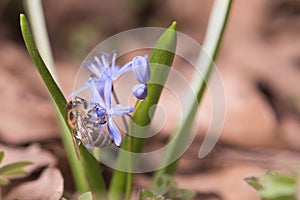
[132,56,150,84]
[132,84,148,99]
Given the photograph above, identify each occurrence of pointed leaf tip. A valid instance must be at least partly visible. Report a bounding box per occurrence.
[20,13,26,25]
[170,21,177,30]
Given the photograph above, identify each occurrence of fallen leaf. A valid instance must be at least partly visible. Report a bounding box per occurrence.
[0,42,59,144]
[0,144,56,177]
[174,165,265,200]
[4,167,63,200]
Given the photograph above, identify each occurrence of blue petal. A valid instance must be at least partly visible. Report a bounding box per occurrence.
[113,61,132,80]
[107,117,122,146]
[111,50,117,68]
[83,61,103,78]
[101,52,110,68]
[110,104,133,117]
[103,78,112,109]
[90,79,105,106]
[111,65,120,77]
[132,56,150,84]
[132,84,148,99]
[96,78,105,97]
[67,84,90,99]
[69,75,104,99]
[103,65,112,77]
[94,56,104,69]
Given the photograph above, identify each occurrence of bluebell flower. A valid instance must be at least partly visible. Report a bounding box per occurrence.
[69,51,150,99]
[68,51,150,146]
[89,78,133,146]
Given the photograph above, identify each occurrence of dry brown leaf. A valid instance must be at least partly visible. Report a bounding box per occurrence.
[151,63,283,148]
[4,167,63,200]
[218,0,300,149]
[279,116,300,150]
[0,42,59,144]
[0,144,56,176]
[148,0,300,150]
[174,165,264,200]
[198,67,282,148]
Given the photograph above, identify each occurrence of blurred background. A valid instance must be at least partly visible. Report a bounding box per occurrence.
[0,0,300,199]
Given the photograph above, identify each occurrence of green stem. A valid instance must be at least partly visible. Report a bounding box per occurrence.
[112,85,132,199]
[79,144,107,199]
[124,136,133,200]
[112,87,132,200]
[20,14,89,193]
[108,21,177,200]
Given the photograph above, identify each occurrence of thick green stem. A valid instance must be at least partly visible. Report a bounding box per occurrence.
[108,22,178,200]
[79,144,107,199]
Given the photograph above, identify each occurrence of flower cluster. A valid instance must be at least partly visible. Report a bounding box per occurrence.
[69,51,150,146]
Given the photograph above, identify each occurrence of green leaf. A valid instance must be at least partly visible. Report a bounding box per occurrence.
[151,174,177,195]
[78,144,107,199]
[79,191,93,200]
[245,177,264,190]
[0,151,4,164]
[140,175,195,200]
[131,21,177,151]
[20,13,89,193]
[108,22,177,200]
[259,171,297,200]
[23,0,56,77]
[0,161,32,176]
[152,0,233,185]
[245,171,298,200]
[139,190,156,200]
[20,14,67,122]
[0,176,10,185]
[179,189,196,200]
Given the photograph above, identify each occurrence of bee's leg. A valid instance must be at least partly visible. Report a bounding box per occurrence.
[71,129,81,160]
[126,114,133,119]
[72,96,89,109]
[86,106,96,117]
[75,96,89,109]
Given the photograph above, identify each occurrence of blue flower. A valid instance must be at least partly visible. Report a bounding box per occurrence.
[89,78,133,146]
[68,51,150,146]
[69,51,150,99]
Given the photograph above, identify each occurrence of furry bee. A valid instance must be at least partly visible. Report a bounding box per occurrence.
[66,96,114,152]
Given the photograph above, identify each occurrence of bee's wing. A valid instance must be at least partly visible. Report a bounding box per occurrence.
[70,113,90,160]
[75,115,94,146]
[72,116,90,160]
